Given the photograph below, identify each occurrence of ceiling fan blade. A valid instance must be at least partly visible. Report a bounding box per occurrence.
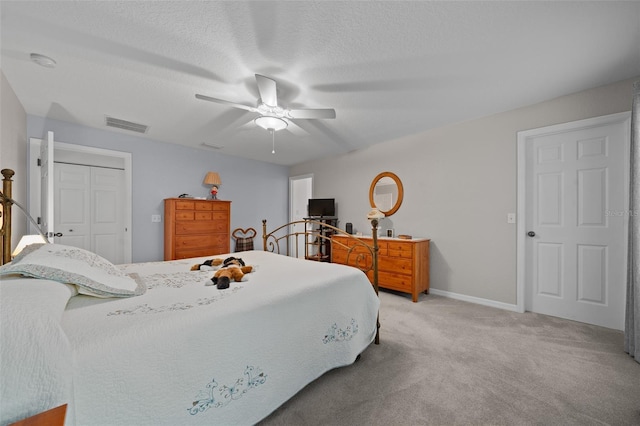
[195,94,257,112]
[285,119,308,136]
[288,108,336,119]
[255,74,278,107]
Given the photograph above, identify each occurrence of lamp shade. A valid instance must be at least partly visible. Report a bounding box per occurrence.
[203,172,221,186]
[367,207,385,220]
[12,234,47,257]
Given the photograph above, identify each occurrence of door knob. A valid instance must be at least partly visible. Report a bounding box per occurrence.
[527,231,536,237]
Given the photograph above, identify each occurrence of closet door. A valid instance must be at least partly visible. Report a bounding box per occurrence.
[55,163,91,251]
[54,163,125,264]
[91,167,125,264]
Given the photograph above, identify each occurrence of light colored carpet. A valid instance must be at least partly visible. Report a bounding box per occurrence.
[260,290,640,425]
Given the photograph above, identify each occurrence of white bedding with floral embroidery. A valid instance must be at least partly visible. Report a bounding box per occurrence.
[1,250,379,425]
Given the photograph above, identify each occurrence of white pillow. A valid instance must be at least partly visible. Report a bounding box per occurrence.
[0,243,145,298]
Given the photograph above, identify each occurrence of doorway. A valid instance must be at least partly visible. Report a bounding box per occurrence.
[289,174,313,258]
[517,112,631,330]
[29,138,132,264]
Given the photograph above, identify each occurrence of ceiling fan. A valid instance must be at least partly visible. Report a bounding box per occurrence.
[195,74,336,134]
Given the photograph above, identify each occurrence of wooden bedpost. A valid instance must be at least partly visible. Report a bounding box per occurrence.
[1,169,15,265]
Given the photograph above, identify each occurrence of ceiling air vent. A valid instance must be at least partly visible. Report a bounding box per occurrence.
[201,143,223,150]
[105,116,148,134]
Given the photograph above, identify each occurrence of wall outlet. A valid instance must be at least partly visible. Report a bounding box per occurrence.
[507,213,516,224]
[151,214,161,223]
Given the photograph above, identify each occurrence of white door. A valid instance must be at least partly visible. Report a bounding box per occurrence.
[90,167,125,264]
[55,163,91,250]
[54,164,125,264]
[40,131,54,241]
[289,174,313,258]
[518,112,630,330]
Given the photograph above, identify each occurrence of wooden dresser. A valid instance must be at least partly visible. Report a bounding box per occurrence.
[164,198,231,260]
[332,235,430,302]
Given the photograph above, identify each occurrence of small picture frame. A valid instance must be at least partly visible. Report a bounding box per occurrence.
[386,229,394,238]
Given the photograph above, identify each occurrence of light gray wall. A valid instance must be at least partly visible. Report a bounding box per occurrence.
[27,116,289,262]
[291,76,639,306]
[0,69,27,249]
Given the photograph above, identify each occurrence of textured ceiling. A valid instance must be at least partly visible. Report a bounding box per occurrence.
[1,1,639,166]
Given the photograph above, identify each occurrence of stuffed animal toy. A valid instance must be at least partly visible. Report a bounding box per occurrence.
[190,258,223,271]
[209,256,254,289]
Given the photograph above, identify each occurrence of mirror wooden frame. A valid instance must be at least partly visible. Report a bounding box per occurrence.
[369,171,404,217]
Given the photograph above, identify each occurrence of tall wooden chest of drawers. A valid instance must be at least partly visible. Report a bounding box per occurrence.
[331,235,430,302]
[164,198,231,260]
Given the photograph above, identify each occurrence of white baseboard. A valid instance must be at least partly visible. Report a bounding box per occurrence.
[428,288,520,313]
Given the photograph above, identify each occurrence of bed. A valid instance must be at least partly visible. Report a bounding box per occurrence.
[0,169,381,425]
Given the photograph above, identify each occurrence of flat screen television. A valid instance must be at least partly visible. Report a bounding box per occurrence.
[308,198,335,217]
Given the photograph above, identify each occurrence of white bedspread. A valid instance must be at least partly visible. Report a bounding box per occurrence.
[0,278,77,424]
[1,250,378,425]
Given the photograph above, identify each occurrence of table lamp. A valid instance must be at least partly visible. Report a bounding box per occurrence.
[203,172,222,199]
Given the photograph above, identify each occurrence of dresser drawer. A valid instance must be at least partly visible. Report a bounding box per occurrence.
[174,246,227,260]
[195,202,213,211]
[387,241,413,258]
[195,211,212,220]
[378,256,412,274]
[212,203,229,211]
[175,200,196,210]
[175,234,228,250]
[367,270,412,292]
[175,220,227,234]
[176,211,195,220]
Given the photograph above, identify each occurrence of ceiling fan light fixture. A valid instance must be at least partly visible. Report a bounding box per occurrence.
[255,116,287,132]
[30,53,56,68]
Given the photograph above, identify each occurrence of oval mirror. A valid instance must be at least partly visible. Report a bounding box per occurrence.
[369,171,404,216]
